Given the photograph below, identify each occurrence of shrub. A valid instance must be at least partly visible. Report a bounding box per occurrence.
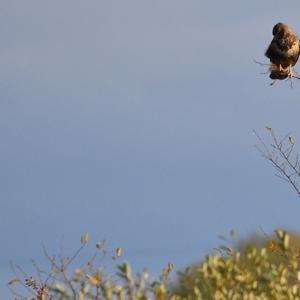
[8,234,173,300]
[173,230,300,300]
[9,230,300,300]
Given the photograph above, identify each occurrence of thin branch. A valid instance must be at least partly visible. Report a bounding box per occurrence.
[9,261,34,296]
[272,134,300,177]
[255,129,300,196]
[42,243,78,300]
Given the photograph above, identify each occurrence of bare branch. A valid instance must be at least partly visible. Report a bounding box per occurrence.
[255,128,300,196]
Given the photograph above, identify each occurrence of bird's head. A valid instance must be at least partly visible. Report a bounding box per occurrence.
[272,22,290,36]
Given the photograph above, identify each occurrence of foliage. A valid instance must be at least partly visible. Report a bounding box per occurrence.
[8,234,173,300]
[173,230,300,300]
[9,230,300,300]
[9,128,300,299]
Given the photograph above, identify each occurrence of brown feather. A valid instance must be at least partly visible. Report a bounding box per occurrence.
[265,23,300,79]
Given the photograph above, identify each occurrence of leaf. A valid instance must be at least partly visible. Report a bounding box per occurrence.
[219,245,233,255]
[54,283,66,293]
[292,285,298,295]
[283,234,290,250]
[86,274,99,286]
[7,279,20,285]
[226,248,233,256]
[275,229,284,239]
[289,136,296,145]
[266,240,277,251]
[167,262,174,272]
[96,242,102,249]
[95,271,101,281]
[79,291,84,300]
[75,268,83,277]
[116,247,122,257]
[80,233,89,245]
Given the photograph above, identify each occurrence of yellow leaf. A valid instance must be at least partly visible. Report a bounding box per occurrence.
[167,262,174,272]
[86,274,99,286]
[275,229,284,239]
[38,294,45,300]
[225,247,233,256]
[80,233,89,245]
[293,285,298,295]
[7,279,20,285]
[289,136,296,145]
[95,271,101,282]
[54,283,66,293]
[79,291,84,300]
[267,240,277,251]
[75,269,82,276]
[284,234,290,249]
[116,247,122,257]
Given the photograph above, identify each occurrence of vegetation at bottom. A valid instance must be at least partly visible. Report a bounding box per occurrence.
[8,129,300,299]
[8,230,300,300]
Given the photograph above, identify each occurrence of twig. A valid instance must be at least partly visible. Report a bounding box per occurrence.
[255,129,300,196]
[9,261,35,296]
[42,243,78,300]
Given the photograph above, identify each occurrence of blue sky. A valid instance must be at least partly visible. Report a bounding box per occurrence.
[2,0,300,297]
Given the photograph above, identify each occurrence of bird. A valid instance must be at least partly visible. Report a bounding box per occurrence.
[265,22,300,80]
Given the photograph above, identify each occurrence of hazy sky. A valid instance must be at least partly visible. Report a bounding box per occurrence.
[2,0,300,297]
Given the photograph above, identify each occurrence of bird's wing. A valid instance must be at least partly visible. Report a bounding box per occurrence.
[265,39,291,62]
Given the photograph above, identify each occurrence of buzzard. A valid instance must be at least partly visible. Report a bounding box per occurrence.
[265,22,300,80]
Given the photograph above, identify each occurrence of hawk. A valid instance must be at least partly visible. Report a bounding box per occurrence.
[265,22,300,80]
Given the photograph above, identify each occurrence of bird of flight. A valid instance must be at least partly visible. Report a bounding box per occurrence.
[256,22,300,85]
